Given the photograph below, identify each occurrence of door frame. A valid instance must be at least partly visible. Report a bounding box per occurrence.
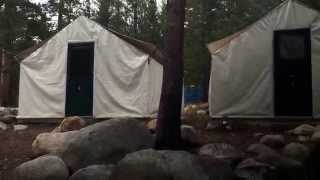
[65,41,95,117]
[273,28,313,117]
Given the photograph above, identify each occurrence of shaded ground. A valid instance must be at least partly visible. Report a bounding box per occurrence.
[4,109,311,180]
[202,127,293,151]
[0,120,297,180]
[0,124,55,180]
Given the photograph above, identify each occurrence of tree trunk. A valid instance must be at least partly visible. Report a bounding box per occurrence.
[155,0,185,150]
[133,1,138,36]
[202,51,211,102]
[57,0,64,31]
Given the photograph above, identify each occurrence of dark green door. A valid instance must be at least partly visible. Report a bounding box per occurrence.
[273,28,312,116]
[65,42,94,116]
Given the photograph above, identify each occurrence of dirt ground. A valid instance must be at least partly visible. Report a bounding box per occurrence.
[0,121,293,180]
[0,124,55,180]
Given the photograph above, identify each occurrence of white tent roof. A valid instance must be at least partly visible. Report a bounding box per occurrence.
[207,0,320,54]
[18,16,163,119]
[207,0,320,117]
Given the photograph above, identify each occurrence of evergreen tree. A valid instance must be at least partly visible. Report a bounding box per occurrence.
[45,0,81,31]
[96,0,128,34]
[0,0,50,52]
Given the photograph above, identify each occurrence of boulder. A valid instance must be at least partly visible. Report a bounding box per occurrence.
[181,125,202,145]
[282,143,310,162]
[183,105,193,114]
[0,107,10,116]
[53,116,86,133]
[161,150,209,180]
[69,164,114,180]
[206,121,220,130]
[110,149,171,180]
[32,131,79,156]
[198,103,209,110]
[289,124,316,135]
[198,156,234,180]
[14,155,69,180]
[259,134,285,148]
[146,119,157,133]
[111,149,209,180]
[0,121,8,131]
[199,143,244,162]
[13,124,28,131]
[9,107,18,115]
[247,143,282,166]
[311,131,320,143]
[61,118,153,171]
[0,115,16,124]
[247,144,302,169]
[196,110,207,115]
[253,133,265,138]
[298,135,310,142]
[247,144,278,157]
[235,158,272,180]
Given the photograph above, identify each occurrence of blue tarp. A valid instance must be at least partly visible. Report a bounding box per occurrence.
[184,85,203,104]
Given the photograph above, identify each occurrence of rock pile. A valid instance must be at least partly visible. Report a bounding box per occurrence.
[287,124,320,143]
[14,155,69,180]
[13,120,320,180]
[0,107,17,123]
[0,107,18,131]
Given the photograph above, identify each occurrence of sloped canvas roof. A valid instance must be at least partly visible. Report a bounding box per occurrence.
[17,18,165,65]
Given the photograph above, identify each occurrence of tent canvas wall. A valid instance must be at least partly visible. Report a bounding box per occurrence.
[18,16,163,119]
[207,0,320,118]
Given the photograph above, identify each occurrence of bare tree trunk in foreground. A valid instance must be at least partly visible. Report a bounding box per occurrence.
[155,0,185,150]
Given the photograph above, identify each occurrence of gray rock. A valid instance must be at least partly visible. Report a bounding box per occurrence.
[290,124,316,135]
[61,119,153,171]
[0,115,16,124]
[311,131,320,142]
[146,119,157,133]
[196,110,207,115]
[52,116,87,133]
[198,156,234,180]
[13,124,28,131]
[0,107,10,116]
[0,121,8,131]
[247,144,278,157]
[235,158,272,180]
[69,164,113,180]
[205,121,220,130]
[298,135,310,142]
[110,149,171,180]
[282,143,310,162]
[247,143,282,167]
[111,149,209,180]
[32,131,79,156]
[253,133,265,138]
[161,150,209,180]
[14,155,69,180]
[199,143,244,161]
[181,125,202,145]
[247,144,302,169]
[259,134,285,148]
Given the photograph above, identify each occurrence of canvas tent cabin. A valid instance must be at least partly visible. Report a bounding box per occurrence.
[17,16,163,120]
[207,0,320,118]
